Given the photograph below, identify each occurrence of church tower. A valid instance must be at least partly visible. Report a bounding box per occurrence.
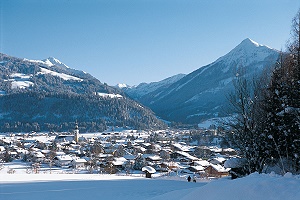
[74,122,79,143]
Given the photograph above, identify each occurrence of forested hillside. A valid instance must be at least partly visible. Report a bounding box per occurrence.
[0,54,166,132]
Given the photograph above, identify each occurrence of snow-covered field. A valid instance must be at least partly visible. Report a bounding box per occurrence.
[1,162,300,200]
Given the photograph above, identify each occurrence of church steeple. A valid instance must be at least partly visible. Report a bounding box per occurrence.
[74,121,79,143]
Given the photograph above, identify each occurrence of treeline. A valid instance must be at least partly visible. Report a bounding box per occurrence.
[228,9,300,175]
[0,121,108,133]
[0,91,166,132]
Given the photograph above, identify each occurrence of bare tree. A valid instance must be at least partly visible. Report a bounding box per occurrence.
[227,67,270,174]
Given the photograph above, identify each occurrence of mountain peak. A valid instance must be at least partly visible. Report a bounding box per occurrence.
[236,38,274,51]
[42,57,70,69]
[47,57,62,64]
[240,38,261,47]
[213,38,278,66]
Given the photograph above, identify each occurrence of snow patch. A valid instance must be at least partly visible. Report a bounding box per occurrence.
[117,83,129,89]
[24,58,53,67]
[11,81,34,89]
[10,73,32,80]
[198,118,221,129]
[38,67,83,81]
[96,92,123,99]
[43,57,70,69]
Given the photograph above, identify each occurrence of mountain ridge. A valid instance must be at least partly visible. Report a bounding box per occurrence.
[123,38,280,124]
[0,53,166,132]
[117,73,186,100]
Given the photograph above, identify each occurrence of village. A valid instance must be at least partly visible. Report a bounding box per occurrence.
[0,123,238,180]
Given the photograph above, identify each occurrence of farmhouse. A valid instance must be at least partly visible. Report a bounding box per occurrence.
[205,164,230,178]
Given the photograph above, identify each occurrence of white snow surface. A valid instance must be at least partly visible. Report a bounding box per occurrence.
[25,57,87,76]
[38,67,83,81]
[117,83,129,89]
[11,80,34,89]
[198,118,220,129]
[43,57,70,69]
[96,92,123,98]
[6,73,34,89]
[0,172,299,200]
[24,57,69,69]
[213,38,278,69]
[1,161,300,200]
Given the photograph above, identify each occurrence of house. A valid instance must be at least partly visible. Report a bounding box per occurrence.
[145,155,162,163]
[192,159,210,168]
[162,162,179,171]
[71,157,87,168]
[31,151,45,163]
[209,157,227,165]
[171,151,199,163]
[54,135,75,144]
[54,155,73,167]
[172,143,193,152]
[112,157,127,169]
[153,163,169,172]
[204,164,230,178]
[142,166,156,178]
[188,165,205,173]
[194,146,212,158]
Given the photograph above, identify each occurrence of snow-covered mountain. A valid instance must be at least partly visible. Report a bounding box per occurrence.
[0,53,166,132]
[128,38,280,123]
[118,74,186,99]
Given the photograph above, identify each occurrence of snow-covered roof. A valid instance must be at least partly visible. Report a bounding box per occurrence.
[134,139,145,143]
[72,158,87,163]
[189,165,205,171]
[41,150,51,154]
[223,148,236,152]
[55,155,73,161]
[33,151,45,158]
[147,155,162,161]
[115,157,127,162]
[137,146,146,152]
[173,143,192,152]
[0,146,5,151]
[194,160,210,167]
[175,151,199,161]
[209,146,222,153]
[56,152,66,156]
[142,166,156,174]
[209,157,226,164]
[224,157,247,168]
[208,164,230,173]
[112,157,127,166]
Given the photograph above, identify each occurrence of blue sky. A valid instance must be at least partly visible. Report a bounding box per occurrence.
[1,0,300,86]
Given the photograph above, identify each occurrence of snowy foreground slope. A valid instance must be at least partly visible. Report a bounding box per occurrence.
[1,172,300,200]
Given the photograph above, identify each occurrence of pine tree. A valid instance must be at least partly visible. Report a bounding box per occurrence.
[263,9,300,173]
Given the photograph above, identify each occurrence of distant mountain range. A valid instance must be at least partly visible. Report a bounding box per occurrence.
[0,53,166,132]
[119,38,280,124]
[119,74,186,100]
[0,38,280,131]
